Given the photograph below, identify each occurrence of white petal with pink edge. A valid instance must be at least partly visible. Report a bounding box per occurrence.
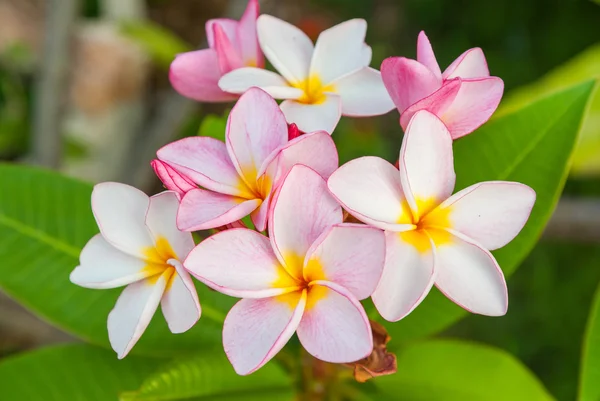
[434,232,508,316]
[279,95,342,135]
[443,48,490,80]
[399,78,461,130]
[297,281,372,363]
[218,68,303,99]
[223,291,307,375]
[161,260,201,333]
[416,31,441,79]
[333,67,395,116]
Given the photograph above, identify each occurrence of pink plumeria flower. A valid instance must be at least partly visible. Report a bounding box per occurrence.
[185,165,386,375]
[169,0,263,102]
[70,183,200,358]
[154,88,338,232]
[381,31,504,139]
[328,111,535,321]
[218,16,394,134]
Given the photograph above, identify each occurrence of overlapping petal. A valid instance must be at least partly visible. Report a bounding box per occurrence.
[151,160,196,198]
[333,67,395,116]
[213,23,244,72]
[237,0,262,67]
[161,261,201,333]
[399,78,461,130]
[416,31,441,78]
[443,48,489,80]
[279,95,342,135]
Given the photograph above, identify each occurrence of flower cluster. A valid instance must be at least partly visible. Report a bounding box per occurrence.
[71,1,536,376]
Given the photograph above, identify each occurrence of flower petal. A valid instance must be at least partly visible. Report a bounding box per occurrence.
[416,31,441,79]
[310,19,370,84]
[157,137,253,198]
[161,260,201,333]
[297,282,372,363]
[399,110,455,218]
[250,192,271,232]
[436,182,536,250]
[304,224,385,300]
[399,78,461,130]
[108,273,168,358]
[439,77,504,139]
[443,48,490,80]
[218,67,303,99]
[257,15,314,84]
[177,189,260,231]
[237,0,263,67]
[224,291,306,375]
[169,49,236,102]
[145,191,195,260]
[327,156,413,231]
[213,23,244,72]
[226,88,288,187]
[206,18,238,49]
[269,165,343,280]
[185,228,298,298]
[92,182,154,258]
[380,57,442,114]
[371,231,436,321]
[151,159,196,198]
[279,95,342,134]
[434,232,508,316]
[70,234,148,289]
[332,67,395,116]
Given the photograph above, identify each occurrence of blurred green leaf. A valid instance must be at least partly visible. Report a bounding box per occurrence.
[120,21,192,69]
[383,81,596,343]
[0,344,158,401]
[198,113,228,142]
[371,340,555,401]
[500,43,600,176]
[122,351,294,401]
[0,163,235,357]
[578,281,600,401]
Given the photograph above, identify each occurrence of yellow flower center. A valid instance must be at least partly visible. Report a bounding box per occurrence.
[398,198,453,253]
[291,74,336,105]
[272,253,329,311]
[141,236,179,288]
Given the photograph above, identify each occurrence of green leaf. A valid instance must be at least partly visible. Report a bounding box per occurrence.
[198,113,228,142]
[371,340,555,401]
[0,344,159,400]
[120,21,192,69]
[579,282,600,401]
[0,163,235,357]
[122,351,294,401]
[383,81,596,343]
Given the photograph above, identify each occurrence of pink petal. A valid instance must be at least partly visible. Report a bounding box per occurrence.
[224,291,306,375]
[184,228,298,298]
[226,88,288,187]
[91,182,154,259]
[304,224,385,300]
[437,182,536,251]
[213,23,244,73]
[145,191,195,260]
[416,31,442,79]
[279,95,342,134]
[443,48,490,80]
[157,137,254,198]
[332,67,395,117]
[206,19,238,49]
[434,232,508,316]
[237,0,263,67]
[151,159,196,198]
[287,123,302,140]
[380,57,442,114]
[169,49,236,102]
[297,282,372,363]
[309,19,370,84]
[399,78,461,130]
[440,77,504,139]
[269,165,343,280]
[108,272,168,358]
[250,192,271,232]
[161,260,201,333]
[70,234,148,289]
[177,189,260,231]
[399,110,455,219]
[218,67,303,99]
[327,156,413,231]
[371,231,436,321]
[257,15,314,83]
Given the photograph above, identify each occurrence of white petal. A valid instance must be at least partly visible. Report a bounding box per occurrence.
[161,261,201,333]
[218,67,303,99]
[333,67,395,116]
[280,95,342,134]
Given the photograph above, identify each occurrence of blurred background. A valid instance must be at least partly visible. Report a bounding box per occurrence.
[0,0,599,400]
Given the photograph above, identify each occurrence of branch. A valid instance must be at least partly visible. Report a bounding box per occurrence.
[544,198,600,243]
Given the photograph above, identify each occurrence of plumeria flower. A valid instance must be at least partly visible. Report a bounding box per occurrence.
[169,0,262,102]
[185,165,386,375]
[381,31,504,139]
[153,88,338,232]
[218,16,395,134]
[70,183,200,358]
[328,110,535,321]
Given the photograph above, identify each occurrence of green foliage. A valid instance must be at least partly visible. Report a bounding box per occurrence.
[120,21,192,69]
[578,281,600,401]
[0,163,235,357]
[198,113,229,142]
[369,340,554,401]
[0,344,158,401]
[382,81,596,343]
[122,351,294,401]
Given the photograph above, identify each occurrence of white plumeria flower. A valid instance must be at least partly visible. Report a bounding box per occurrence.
[328,110,536,321]
[218,15,395,134]
[70,183,201,358]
